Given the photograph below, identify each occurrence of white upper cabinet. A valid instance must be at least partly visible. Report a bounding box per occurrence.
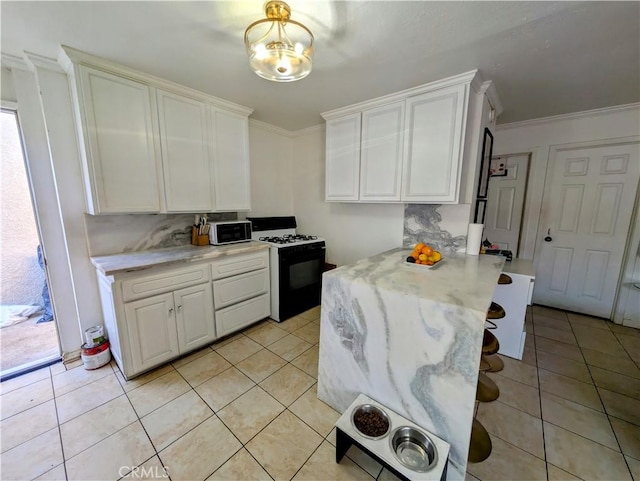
[157,90,212,212]
[76,66,161,213]
[322,71,499,204]
[60,47,253,215]
[211,109,251,212]
[402,84,466,203]
[325,113,361,201]
[360,101,405,201]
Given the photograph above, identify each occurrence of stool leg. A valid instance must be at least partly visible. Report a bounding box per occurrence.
[468,418,492,463]
[485,353,504,372]
[476,372,500,402]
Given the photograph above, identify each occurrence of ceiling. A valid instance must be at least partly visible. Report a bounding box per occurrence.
[2,1,638,131]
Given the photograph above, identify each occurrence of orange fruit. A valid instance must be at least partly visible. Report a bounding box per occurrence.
[425,260,435,266]
[415,242,425,251]
[421,245,433,256]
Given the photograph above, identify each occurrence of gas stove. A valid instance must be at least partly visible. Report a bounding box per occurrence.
[246,216,326,322]
[247,216,324,248]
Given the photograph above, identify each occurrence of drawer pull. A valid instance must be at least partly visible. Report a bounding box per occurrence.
[169,308,174,314]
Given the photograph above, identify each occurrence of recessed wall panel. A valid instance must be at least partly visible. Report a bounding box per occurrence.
[591,184,622,235]
[495,187,515,231]
[558,185,584,232]
[564,157,589,176]
[549,247,573,293]
[601,154,629,175]
[581,250,609,299]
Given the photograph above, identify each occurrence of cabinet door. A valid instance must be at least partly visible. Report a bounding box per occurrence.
[124,293,179,373]
[325,113,361,201]
[174,283,216,352]
[402,84,467,203]
[157,90,212,212]
[360,102,404,201]
[77,66,160,213]
[211,108,251,211]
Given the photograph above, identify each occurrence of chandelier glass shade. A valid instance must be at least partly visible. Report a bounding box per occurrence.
[244,1,314,82]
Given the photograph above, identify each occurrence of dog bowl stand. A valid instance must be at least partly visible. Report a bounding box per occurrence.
[335,394,450,481]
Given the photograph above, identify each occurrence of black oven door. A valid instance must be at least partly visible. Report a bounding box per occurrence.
[278,243,326,321]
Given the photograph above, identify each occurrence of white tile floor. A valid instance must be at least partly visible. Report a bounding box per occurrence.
[1,305,639,481]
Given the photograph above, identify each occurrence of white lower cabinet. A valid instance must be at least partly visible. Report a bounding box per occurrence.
[96,248,270,379]
[175,283,216,352]
[491,268,535,360]
[124,292,180,374]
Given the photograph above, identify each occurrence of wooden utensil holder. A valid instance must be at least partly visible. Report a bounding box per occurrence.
[191,226,209,246]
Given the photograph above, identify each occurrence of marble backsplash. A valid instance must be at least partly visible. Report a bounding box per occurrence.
[84,212,237,256]
[403,204,472,253]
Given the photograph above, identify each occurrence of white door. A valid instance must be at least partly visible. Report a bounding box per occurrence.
[174,283,215,352]
[360,101,404,201]
[157,90,212,212]
[210,108,251,211]
[401,84,466,203]
[483,154,530,253]
[124,293,179,373]
[325,113,361,201]
[77,66,160,213]
[534,140,640,318]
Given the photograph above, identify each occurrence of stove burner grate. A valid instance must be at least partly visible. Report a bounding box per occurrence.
[259,234,318,244]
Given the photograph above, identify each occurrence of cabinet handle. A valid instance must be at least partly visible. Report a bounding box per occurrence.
[177,305,182,310]
[169,308,174,314]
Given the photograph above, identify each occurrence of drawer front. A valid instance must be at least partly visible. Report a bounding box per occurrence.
[215,293,270,338]
[213,268,269,309]
[211,250,269,280]
[121,264,210,302]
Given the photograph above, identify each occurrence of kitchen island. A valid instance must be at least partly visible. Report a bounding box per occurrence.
[317,248,504,480]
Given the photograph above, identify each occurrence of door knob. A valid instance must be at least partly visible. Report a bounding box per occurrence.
[544,228,552,242]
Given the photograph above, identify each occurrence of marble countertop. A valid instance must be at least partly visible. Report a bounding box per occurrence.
[324,247,505,315]
[91,241,269,276]
[502,258,536,277]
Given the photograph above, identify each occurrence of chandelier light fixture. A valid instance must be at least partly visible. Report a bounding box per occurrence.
[244,1,314,82]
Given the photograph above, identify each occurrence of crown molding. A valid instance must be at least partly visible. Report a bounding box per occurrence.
[25,51,64,73]
[292,124,324,137]
[249,118,294,138]
[1,52,30,71]
[497,103,640,131]
[59,45,254,117]
[321,70,479,120]
[479,80,503,117]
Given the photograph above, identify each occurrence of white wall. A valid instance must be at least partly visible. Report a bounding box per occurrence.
[246,120,294,217]
[292,127,405,266]
[1,67,17,102]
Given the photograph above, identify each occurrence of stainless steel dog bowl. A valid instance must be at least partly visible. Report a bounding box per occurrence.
[389,426,438,472]
[350,404,390,439]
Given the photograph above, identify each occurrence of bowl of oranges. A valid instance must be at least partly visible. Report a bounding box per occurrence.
[405,243,443,269]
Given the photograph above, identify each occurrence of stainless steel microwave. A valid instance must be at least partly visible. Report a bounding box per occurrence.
[209,221,252,245]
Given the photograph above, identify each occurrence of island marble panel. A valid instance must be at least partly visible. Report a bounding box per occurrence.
[91,241,269,276]
[318,248,504,480]
[403,204,472,253]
